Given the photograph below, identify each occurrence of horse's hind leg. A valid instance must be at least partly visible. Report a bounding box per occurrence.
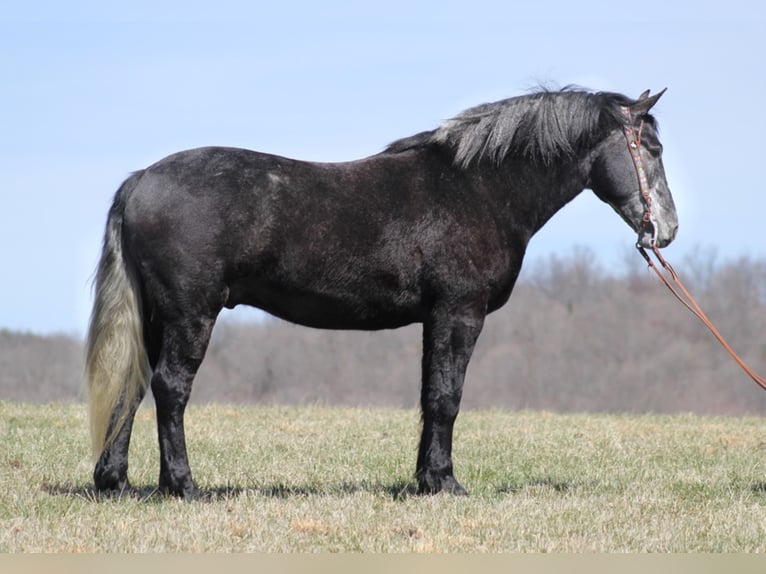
[417,298,485,495]
[151,315,216,497]
[93,302,164,494]
[93,391,146,494]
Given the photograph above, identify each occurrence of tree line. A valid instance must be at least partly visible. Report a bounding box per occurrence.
[3,246,766,415]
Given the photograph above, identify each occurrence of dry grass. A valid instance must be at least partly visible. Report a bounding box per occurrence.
[2,401,766,552]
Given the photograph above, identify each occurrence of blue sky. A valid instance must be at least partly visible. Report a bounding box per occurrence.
[1,1,763,335]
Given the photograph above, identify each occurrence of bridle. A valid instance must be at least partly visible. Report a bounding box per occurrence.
[620,106,657,247]
[620,106,766,392]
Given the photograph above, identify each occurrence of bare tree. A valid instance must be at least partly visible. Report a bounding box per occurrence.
[4,247,766,415]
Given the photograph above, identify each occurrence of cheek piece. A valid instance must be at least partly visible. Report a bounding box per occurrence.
[619,106,657,247]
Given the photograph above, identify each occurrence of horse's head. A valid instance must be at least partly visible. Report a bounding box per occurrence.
[589,89,678,248]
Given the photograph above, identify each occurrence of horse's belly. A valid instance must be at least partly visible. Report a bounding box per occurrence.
[226,278,424,330]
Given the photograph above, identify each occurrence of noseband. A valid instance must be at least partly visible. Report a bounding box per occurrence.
[619,106,657,247]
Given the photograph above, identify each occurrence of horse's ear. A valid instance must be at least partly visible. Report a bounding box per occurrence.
[631,88,667,117]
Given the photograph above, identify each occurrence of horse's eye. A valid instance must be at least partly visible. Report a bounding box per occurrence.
[644,142,662,156]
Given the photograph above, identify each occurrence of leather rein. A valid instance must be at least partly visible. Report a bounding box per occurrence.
[620,106,766,392]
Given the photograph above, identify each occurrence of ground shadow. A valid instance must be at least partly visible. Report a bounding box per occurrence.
[251,480,418,501]
[44,482,166,502]
[44,479,419,503]
[497,477,575,495]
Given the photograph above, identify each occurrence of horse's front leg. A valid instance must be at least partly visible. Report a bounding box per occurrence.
[417,297,486,495]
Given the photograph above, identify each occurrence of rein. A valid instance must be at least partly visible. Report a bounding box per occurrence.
[620,106,766,392]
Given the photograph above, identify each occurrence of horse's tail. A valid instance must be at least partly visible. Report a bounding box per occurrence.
[85,172,151,460]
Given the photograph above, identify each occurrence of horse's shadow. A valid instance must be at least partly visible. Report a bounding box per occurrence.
[47,480,766,502]
[44,478,579,501]
[44,480,419,503]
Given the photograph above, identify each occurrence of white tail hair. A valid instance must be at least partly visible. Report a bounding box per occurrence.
[85,175,151,460]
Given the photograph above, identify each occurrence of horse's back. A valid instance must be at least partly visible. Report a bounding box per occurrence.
[119,146,436,328]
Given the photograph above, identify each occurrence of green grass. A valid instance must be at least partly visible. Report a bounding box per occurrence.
[2,401,766,552]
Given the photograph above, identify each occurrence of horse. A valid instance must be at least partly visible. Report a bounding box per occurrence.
[86,87,678,497]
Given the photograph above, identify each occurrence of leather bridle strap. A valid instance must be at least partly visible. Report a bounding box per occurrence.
[620,106,656,246]
[622,106,766,392]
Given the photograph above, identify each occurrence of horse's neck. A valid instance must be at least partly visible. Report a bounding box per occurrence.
[466,159,589,240]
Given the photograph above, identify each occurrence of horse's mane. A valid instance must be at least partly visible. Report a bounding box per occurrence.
[386,87,655,168]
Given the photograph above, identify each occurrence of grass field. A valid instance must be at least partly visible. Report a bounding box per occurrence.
[2,400,766,552]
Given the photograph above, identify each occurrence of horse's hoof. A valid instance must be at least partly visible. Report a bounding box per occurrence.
[417,472,469,496]
[159,480,199,499]
[93,466,130,497]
